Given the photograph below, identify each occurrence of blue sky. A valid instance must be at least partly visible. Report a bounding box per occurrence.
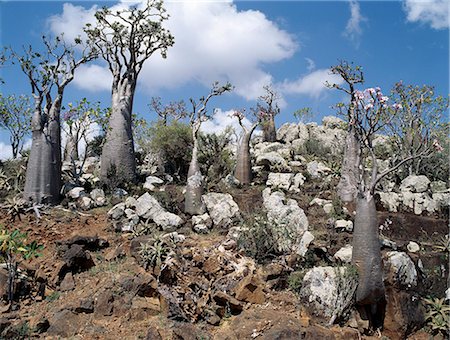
[0,0,448,159]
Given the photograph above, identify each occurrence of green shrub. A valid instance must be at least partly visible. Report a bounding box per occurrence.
[198,128,234,188]
[141,120,193,182]
[423,297,450,335]
[288,271,305,293]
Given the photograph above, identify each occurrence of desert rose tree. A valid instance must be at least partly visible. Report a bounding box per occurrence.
[327,61,365,203]
[256,85,280,142]
[84,0,174,185]
[184,82,232,215]
[11,35,96,204]
[333,83,446,329]
[231,109,261,185]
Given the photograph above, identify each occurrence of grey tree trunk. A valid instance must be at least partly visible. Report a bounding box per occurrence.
[337,126,360,203]
[185,128,205,215]
[234,132,252,184]
[100,80,137,184]
[352,193,386,326]
[263,115,276,142]
[64,132,79,162]
[24,99,62,204]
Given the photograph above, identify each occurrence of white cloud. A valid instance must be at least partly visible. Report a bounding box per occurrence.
[72,65,112,92]
[305,57,316,72]
[47,1,297,101]
[343,0,367,48]
[403,0,449,29]
[61,122,102,157]
[0,142,13,161]
[201,108,253,136]
[280,69,344,98]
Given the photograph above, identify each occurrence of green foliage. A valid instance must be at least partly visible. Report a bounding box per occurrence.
[303,138,332,160]
[198,128,234,187]
[142,120,193,181]
[45,291,60,302]
[423,297,450,335]
[293,107,313,123]
[288,271,305,293]
[433,235,450,253]
[0,227,43,303]
[0,94,32,159]
[139,236,173,273]
[237,214,278,263]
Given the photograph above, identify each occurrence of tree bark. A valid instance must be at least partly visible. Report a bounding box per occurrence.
[337,126,360,203]
[234,131,253,185]
[262,115,276,142]
[64,131,79,163]
[352,193,386,326]
[184,128,204,215]
[24,101,62,204]
[100,80,137,184]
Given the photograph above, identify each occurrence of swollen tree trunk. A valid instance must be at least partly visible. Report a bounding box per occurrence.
[337,126,360,203]
[185,129,204,215]
[64,132,79,162]
[262,115,276,142]
[234,132,252,184]
[352,193,386,328]
[24,99,62,204]
[100,80,137,184]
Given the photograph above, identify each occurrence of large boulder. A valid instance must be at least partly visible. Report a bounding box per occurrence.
[90,189,107,207]
[300,266,357,323]
[306,161,331,178]
[135,193,183,230]
[255,152,291,172]
[400,175,430,193]
[143,176,164,191]
[306,122,347,155]
[266,173,293,191]
[322,116,345,129]
[276,123,299,143]
[262,188,309,252]
[202,193,240,228]
[384,251,418,287]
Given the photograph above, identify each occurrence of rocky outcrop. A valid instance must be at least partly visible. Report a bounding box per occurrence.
[202,193,240,228]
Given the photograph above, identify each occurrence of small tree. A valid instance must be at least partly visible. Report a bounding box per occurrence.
[62,98,103,163]
[0,228,43,304]
[0,94,32,159]
[231,109,261,185]
[327,61,364,203]
[149,97,187,126]
[184,82,232,215]
[293,107,314,123]
[11,35,96,204]
[333,83,446,329]
[84,0,175,184]
[255,85,280,142]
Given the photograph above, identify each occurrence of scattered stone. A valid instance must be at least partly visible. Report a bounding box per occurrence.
[255,152,291,172]
[130,296,161,320]
[202,193,240,228]
[400,175,430,193]
[277,123,300,143]
[193,224,209,234]
[95,290,114,316]
[266,172,294,191]
[297,231,315,257]
[47,309,83,337]
[263,188,309,252]
[323,203,334,215]
[113,188,128,198]
[61,244,95,274]
[334,245,353,263]
[90,188,107,206]
[335,219,353,232]
[300,266,357,323]
[108,203,126,220]
[143,176,164,191]
[77,196,93,210]
[162,232,185,244]
[306,161,331,178]
[67,187,85,199]
[60,272,75,291]
[407,241,420,253]
[385,251,418,287]
[135,193,183,230]
[192,213,212,228]
[75,298,94,314]
[212,291,244,314]
[125,196,138,208]
[233,275,265,304]
[430,180,448,193]
[381,237,398,250]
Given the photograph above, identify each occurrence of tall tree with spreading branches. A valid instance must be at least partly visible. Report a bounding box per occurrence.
[0,94,32,159]
[149,96,187,126]
[327,61,364,203]
[185,82,232,215]
[84,0,174,185]
[11,35,96,204]
[331,79,447,329]
[231,109,261,185]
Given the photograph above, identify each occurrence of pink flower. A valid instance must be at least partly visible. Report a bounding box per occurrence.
[433,139,444,152]
[364,103,374,111]
[355,90,365,100]
[392,103,403,110]
[364,88,376,95]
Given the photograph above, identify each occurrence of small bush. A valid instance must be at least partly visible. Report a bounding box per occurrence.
[198,129,234,188]
[237,214,278,263]
[423,297,450,336]
[140,120,193,182]
[288,271,305,293]
[139,236,173,275]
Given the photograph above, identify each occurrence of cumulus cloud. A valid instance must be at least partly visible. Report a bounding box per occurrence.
[0,142,13,161]
[305,57,316,72]
[201,109,253,136]
[280,69,343,99]
[48,1,297,101]
[343,0,367,48]
[403,0,449,29]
